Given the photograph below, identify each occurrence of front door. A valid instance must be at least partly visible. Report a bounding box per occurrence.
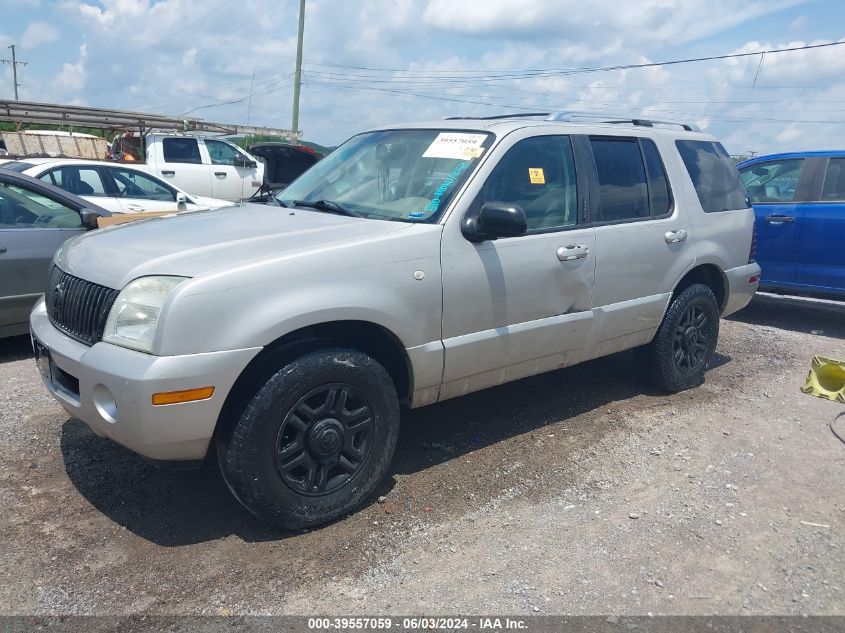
[105,166,182,213]
[440,133,596,400]
[204,139,260,201]
[739,156,809,286]
[0,182,85,333]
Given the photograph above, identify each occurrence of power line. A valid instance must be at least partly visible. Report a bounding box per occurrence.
[305,40,845,82]
[303,80,845,125]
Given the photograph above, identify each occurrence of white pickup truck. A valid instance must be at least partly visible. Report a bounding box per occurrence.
[110,133,265,202]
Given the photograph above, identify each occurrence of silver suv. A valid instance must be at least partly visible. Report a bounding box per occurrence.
[30,113,760,529]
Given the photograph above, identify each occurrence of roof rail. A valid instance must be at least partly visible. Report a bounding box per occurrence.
[444,112,550,120]
[546,111,700,132]
[444,110,700,131]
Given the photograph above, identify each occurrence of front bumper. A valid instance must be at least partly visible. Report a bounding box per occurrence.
[722,262,762,317]
[30,298,261,461]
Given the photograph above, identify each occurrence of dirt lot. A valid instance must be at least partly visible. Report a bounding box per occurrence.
[0,294,843,616]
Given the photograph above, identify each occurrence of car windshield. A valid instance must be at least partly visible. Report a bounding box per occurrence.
[277,129,493,223]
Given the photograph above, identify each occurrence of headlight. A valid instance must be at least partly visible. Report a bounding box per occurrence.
[103,276,186,353]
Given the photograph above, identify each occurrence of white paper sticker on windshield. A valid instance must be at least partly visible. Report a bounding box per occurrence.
[422,133,487,160]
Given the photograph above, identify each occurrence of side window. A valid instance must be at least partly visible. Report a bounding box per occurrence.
[676,140,750,212]
[821,158,845,202]
[107,168,177,201]
[205,139,241,166]
[641,139,672,216]
[483,135,578,231]
[40,167,108,197]
[162,138,202,164]
[739,159,804,203]
[590,137,649,222]
[0,182,82,229]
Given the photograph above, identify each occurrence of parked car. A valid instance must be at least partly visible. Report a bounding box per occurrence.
[30,115,759,529]
[108,132,264,202]
[738,151,845,300]
[248,142,322,199]
[1,170,110,337]
[3,158,231,214]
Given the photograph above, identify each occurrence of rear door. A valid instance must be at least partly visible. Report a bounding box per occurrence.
[739,157,812,287]
[585,134,687,350]
[0,180,86,333]
[158,137,212,197]
[37,165,120,213]
[795,156,845,295]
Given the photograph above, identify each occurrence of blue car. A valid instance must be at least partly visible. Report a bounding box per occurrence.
[738,151,845,300]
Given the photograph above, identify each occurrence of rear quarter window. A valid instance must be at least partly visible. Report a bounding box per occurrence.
[675,140,750,212]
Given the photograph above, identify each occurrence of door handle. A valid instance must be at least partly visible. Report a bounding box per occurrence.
[0,246,6,254]
[766,215,795,224]
[161,170,175,176]
[557,244,589,261]
[214,172,227,177]
[664,229,688,244]
[127,205,145,212]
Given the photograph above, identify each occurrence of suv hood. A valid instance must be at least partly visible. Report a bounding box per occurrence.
[56,202,411,289]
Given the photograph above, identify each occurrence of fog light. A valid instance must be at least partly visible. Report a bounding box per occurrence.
[152,386,215,406]
[748,274,760,284]
[93,384,118,423]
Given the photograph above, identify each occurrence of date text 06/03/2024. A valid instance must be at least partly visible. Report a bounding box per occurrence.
[306,617,528,630]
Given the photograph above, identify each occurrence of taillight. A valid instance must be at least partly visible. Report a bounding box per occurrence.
[748,222,757,264]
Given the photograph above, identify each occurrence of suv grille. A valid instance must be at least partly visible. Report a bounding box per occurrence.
[45,265,120,346]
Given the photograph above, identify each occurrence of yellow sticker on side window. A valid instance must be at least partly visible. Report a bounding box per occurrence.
[528,167,545,184]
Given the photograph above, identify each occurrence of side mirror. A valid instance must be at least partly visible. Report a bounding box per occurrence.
[176,193,188,211]
[233,154,258,168]
[463,202,528,242]
[79,207,105,230]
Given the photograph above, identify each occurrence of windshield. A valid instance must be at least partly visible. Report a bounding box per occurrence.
[277,129,493,223]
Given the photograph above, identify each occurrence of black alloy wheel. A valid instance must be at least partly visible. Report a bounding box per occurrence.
[275,383,374,496]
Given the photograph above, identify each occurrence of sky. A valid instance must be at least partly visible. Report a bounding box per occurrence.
[2,0,845,154]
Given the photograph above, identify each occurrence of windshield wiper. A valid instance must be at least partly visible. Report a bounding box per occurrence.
[287,199,363,218]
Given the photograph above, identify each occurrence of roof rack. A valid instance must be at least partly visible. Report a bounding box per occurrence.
[546,111,700,131]
[444,112,551,120]
[445,110,699,132]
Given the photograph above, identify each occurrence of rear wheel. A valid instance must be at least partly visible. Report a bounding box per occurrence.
[636,283,720,393]
[217,348,400,529]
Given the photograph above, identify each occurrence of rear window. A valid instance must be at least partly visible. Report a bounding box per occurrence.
[821,158,845,202]
[162,138,202,164]
[676,140,750,212]
[590,137,649,222]
[2,161,35,172]
[589,136,672,222]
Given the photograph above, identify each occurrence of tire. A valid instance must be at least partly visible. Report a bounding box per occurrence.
[217,348,400,530]
[635,283,720,393]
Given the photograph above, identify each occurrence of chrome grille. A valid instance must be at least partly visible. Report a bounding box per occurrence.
[45,264,119,346]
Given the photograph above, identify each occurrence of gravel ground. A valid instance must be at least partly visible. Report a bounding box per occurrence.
[0,294,843,616]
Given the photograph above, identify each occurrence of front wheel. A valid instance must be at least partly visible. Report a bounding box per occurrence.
[217,348,400,529]
[635,283,720,393]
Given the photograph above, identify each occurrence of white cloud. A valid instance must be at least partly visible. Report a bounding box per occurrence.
[7,0,843,154]
[421,0,809,46]
[21,20,60,49]
[55,43,87,91]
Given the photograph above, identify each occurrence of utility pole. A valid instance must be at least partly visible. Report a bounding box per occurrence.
[291,0,306,144]
[1,44,27,100]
